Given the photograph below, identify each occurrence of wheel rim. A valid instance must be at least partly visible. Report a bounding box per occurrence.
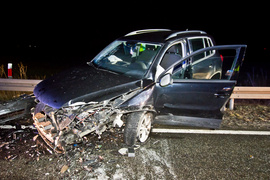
[138,114,152,142]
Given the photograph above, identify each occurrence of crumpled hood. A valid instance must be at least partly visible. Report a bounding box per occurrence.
[34,64,140,109]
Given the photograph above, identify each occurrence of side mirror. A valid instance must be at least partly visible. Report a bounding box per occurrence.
[159,74,172,87]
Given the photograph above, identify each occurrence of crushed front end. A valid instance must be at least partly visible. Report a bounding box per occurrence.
[33,100,121,153]
[32,85,155,153]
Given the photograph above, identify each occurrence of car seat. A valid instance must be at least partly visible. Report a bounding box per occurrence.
[160,45,182,69]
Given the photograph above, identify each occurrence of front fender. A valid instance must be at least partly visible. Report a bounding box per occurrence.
[119,85,155,111]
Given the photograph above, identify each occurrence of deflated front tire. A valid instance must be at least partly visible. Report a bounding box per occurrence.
[124,111,153,146]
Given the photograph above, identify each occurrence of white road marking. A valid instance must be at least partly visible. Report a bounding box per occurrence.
[152,128,270,135]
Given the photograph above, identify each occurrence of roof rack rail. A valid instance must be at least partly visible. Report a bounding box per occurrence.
[165,30,207,40]
[125,29,171,36]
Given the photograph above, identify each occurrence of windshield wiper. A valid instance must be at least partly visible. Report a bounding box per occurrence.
[87,61,120,75]
[87,61,100,69]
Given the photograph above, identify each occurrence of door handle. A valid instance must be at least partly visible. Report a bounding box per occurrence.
[214,87,233,98]
[214,93,230,98]
[222,87,232,91]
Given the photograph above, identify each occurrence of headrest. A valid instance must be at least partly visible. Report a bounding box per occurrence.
[167,45,181,54]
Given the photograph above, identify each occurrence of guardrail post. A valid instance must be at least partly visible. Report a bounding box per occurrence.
[229,98,234,110]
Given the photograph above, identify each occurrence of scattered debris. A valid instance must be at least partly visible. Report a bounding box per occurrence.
[118,146,138,157]
[0,103,269,179]
[0,94,35,125]
[128,147,135,157]
[60,165,69,174]
[0,142,9,148]
[33,134,39,141]
[118,148,128,156]
[8,155,17,161]
[46,148,53,154]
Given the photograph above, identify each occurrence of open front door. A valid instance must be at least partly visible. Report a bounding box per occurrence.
[154,45,247,129]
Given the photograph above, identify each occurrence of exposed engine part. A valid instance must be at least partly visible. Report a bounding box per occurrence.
[33,100,121,153]
[113,114,124,128]
[33,113,64,153]
[32,87,155,154]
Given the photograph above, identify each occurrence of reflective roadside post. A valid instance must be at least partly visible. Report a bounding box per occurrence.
[8,63,12,78]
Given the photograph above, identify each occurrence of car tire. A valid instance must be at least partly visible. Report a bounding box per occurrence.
[124,111,153,146]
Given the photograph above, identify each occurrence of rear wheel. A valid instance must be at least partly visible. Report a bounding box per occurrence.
[124,111,153,146]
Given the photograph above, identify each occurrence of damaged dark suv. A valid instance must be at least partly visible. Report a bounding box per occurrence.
[32,29,246,153]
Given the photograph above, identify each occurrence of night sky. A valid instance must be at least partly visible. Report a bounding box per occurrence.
[0,3,269,84]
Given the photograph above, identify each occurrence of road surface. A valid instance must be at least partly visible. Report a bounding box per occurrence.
[101,132,270,179]
[0,128,270,179]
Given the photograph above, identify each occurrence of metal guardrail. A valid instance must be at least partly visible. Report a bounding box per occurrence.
[0,78,269,110]
[230,87,270,99]
[229,87,270,110]
[0,78,41,92]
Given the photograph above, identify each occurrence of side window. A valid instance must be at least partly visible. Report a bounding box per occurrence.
[160,43,183,69]
[190,38,204,61]
[189,37,214,61]
[205,38,215,56]
[172,48,241,80]
[190,38,204,51]
[204,38,211,56]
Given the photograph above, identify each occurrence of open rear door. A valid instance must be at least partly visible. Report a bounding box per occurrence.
[154,45,247,129]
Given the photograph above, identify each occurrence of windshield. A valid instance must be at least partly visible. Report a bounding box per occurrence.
[91,40,161,78]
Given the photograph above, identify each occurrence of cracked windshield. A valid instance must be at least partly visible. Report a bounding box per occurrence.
[92,41,161,78]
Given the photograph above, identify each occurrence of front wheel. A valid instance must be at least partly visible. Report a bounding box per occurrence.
[124,112,153,146]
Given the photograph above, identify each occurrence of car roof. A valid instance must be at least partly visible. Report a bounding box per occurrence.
[118,29,208,43]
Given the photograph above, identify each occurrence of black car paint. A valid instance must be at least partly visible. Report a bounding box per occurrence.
[154,80,235,119]
[152,45,246,127]
[34,64,140,109]
[33,31,246,130]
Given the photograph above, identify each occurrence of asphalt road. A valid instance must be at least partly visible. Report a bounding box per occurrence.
[1,128,270,179]
[100,132,270,179]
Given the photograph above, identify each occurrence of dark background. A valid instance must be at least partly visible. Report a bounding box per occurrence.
[0,3,269,85]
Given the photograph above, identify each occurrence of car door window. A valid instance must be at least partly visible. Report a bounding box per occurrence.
[173,37,217,79]
[171,46,246,81]
[160,43,183,69]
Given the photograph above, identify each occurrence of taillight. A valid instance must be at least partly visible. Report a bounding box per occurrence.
[220,54,224,62]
